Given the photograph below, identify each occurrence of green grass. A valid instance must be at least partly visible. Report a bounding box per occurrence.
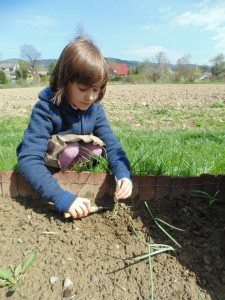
[0,117,29,171]
[1,116,225,176]
[115,127,225,176]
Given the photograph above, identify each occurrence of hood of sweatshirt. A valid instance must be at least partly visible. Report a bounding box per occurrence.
[38,87,55,103]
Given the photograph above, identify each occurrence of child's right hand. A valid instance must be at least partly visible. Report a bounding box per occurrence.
[68,197,91,219]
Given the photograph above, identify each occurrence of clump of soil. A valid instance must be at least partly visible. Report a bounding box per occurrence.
[0,195,224,299]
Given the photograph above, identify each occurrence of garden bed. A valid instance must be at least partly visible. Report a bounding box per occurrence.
[0,194,224,299]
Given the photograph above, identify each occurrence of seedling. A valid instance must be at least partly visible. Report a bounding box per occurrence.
[190,189,220,206]
[0,251,38,294]
[144,202,185,248]
[111,177,120,218]
[129,202,184,299]
[130,222,175,300]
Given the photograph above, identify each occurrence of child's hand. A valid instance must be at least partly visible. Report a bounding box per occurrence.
[68,197,91,219]
[114,178,133,200]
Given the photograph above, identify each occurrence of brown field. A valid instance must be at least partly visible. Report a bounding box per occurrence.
[1,84,225,129]
[0,84,225,299]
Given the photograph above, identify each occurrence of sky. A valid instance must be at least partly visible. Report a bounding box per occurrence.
[1,0,225,65]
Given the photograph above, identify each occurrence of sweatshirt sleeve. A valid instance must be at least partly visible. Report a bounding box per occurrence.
[93,104,131,181]
[17,101,76,212]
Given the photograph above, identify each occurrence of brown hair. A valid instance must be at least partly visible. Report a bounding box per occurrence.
[50,35,108,105]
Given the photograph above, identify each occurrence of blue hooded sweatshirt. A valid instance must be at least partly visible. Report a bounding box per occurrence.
[17,87,131,213]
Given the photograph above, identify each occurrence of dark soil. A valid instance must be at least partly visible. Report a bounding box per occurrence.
[0,194,224,300]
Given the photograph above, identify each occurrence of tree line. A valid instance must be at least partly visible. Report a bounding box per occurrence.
[1,44,225,85]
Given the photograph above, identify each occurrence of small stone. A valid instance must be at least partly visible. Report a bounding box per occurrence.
[63,277,73,288]
[17,238,23,244]
[49,276,59,285]
[90,274,99,283]
[63,288,73,298]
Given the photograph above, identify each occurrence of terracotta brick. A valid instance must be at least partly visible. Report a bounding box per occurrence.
[94,172,110,199]
[155,175,172,200]
[53,171,80,195]
[131,174,141,201]
[200,173,216,196]
[170,176,188,199]
[187,176,202,195]
[216,174,225,200]
[17,173,39,199]
[139,175,156,201]
[0,171,18,198]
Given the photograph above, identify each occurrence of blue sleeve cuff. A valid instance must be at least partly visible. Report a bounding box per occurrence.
[52,190,77,212]
[114,167,132,182]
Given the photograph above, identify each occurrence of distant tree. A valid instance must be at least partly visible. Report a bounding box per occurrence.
[15,60,29,80]
[0,70,8,84]
[200,64,211,73]
[20,44,41,79]
[210,53,225,78]
[176,54,191,82]
[150,51,170,82]
[187,66,202,82]
[47,60,57,76]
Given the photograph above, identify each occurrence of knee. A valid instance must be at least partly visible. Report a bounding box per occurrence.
[59,142,79,168]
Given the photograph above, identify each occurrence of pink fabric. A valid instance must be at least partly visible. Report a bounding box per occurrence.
[76,141,103,162]
[59,141,103,169]
[58,142,79,168]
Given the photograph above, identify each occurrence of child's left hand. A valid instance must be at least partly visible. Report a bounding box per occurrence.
[114,178,133,200]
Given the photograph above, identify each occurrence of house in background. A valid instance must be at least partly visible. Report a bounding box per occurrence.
[200,72,212,80]
[107,63,128,77]
[0,62,20,79]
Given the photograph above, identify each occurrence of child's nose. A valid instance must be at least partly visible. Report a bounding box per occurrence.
[86,90,95,100]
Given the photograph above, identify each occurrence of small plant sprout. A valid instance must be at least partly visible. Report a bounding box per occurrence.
[130,222,175,300]
[190,189,220,206]
[144,202,185,248]
[0,251,38,294]
[111,177,121,218]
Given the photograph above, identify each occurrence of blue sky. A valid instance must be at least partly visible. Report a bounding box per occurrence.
[1,0,225,65]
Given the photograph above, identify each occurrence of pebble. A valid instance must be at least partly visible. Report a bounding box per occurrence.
[63,288,73,298]
[63,277,73,288]
[49,276,59,285]
[90,274,99,283]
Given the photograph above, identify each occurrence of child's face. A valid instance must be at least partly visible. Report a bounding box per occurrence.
[66,81,100,110]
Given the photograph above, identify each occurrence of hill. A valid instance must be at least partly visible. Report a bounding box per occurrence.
[0,58,209,71]
[0,58,140,69]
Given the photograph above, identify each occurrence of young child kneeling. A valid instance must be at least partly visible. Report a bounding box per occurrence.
[17,35,133,219]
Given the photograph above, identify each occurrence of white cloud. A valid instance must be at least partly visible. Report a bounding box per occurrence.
[120,45,182,62]
[25,15,57,28]
[172,1,225,53]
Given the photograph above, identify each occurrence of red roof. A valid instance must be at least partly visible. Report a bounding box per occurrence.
[107,63,128,76]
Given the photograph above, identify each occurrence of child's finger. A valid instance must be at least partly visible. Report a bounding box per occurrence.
[115,182,132,200]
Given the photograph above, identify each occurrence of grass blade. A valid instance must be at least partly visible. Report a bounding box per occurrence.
[0,269,16,284]
[21,251,38,274]
[134,246,175,260]
[155,218,185,232]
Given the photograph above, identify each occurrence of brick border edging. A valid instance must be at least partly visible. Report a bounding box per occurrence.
[1,171,225,201]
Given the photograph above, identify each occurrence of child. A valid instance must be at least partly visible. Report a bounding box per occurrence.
[17,35,133,219]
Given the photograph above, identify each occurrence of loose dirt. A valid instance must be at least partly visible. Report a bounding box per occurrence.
[0,195,224,299]
[1,84,225,123]
[0,84,225,299]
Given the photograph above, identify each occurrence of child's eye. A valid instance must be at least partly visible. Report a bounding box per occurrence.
[79,87,87,92]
